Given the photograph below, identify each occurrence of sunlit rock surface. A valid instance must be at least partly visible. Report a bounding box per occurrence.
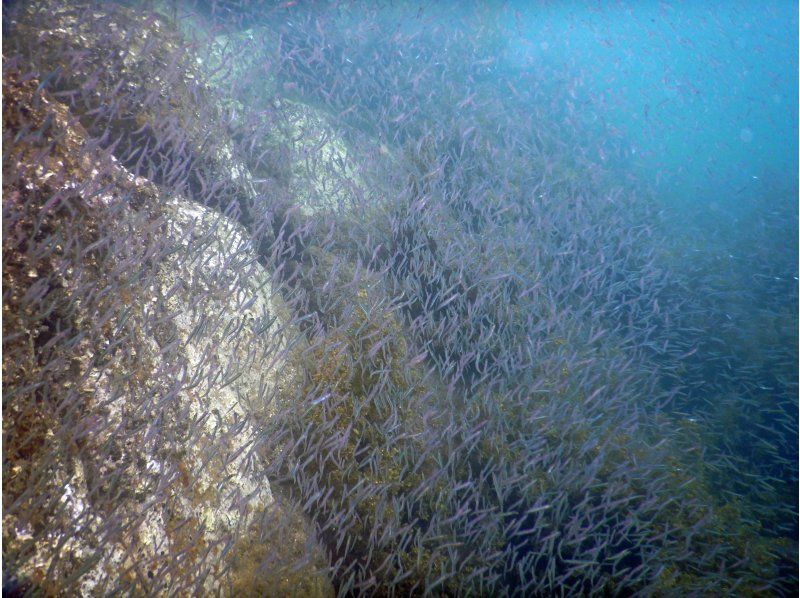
[2,61,329,596]
[7,1,272,235]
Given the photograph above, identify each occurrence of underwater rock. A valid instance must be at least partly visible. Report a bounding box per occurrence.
[211,30,371,220]
[6,0,275,246]
[2,60,329,595]
[279,100,366,218]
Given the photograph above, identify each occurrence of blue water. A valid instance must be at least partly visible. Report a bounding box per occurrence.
[505,0,799,544]
[506,0,798,214]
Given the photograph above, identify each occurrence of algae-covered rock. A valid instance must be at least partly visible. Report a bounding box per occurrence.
[5,0,269,234]
[2,61,328,596]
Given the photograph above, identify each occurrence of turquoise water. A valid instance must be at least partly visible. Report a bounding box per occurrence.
[506,0,799,555]
[506,0,798,213]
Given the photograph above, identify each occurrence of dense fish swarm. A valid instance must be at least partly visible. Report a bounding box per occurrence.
[3,1,796,596]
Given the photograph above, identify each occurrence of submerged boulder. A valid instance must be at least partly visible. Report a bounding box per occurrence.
[2,60,330,596]
[5,0,278,246]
